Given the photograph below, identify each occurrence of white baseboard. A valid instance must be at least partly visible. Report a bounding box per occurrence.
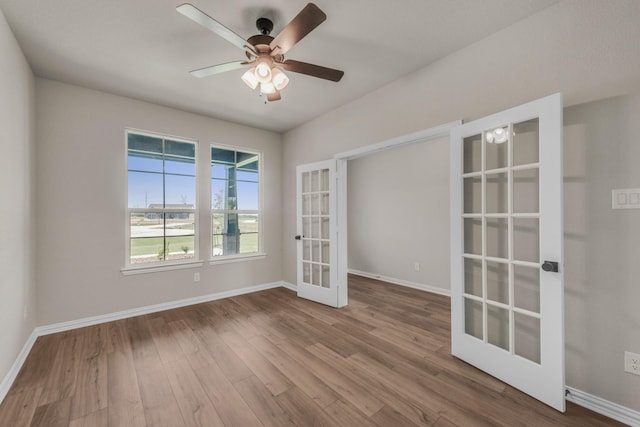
[36,281,285,336]
[0,280,288,405]
[348,269,451,297]
[566,386,640,426]
[0,329,38,404]
[280,281,297,292]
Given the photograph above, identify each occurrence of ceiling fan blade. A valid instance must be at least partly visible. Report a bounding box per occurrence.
[270,3,326,55]
[267,91,282,102]
[281,60,344,82]
[177,4,255,55]
[190,60,250,78]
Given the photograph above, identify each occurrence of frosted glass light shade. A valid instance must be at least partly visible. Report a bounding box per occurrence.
[260,81,276,94]
[272,68,289,90]
[241,67,259,89]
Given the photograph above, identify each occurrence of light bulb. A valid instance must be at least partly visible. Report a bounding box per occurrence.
[260,81,276,94]
[493,127,507,144]
[254,62,272,83]
[241,67,258,89]
[271,68,289,91]
[486,127,508,144]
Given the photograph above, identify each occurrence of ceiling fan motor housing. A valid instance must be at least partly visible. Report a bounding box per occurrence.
[256,17,273,35]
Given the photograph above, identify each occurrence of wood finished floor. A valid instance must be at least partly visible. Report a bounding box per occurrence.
[0,275,621,427]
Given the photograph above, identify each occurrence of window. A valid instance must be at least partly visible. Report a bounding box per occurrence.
[127,130,197,265]
[211,145,260,258]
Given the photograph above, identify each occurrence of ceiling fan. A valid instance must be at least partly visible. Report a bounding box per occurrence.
[176,2,344,102]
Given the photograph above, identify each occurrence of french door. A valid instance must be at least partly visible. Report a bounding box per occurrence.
[450,93,565,411]
[295,160,341,307]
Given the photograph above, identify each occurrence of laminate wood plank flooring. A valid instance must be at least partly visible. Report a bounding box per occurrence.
[0,274,623,426]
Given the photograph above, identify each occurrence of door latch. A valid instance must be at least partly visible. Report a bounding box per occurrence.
[541,261,559,273]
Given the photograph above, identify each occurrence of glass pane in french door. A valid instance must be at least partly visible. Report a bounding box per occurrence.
[301,169,331,288]
[461,119,542,364]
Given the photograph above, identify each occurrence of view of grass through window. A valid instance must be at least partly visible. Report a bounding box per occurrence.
[127,131,196,264]
[211,146,260,257]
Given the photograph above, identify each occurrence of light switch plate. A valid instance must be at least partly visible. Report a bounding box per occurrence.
[612,188,640,209]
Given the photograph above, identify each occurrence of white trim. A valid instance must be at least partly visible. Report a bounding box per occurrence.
[121,259,204,275]
[208,253,266,265]
[210,143,264,259]
[124,128,200,269]
[281,281,297,291]
[348,269,451,297]
[566,387,640,426]
[0,330,38,404]
[36,281,284,336]
[334,120,462,160]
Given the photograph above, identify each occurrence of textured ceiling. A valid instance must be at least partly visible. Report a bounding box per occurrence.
[0,0,559,132]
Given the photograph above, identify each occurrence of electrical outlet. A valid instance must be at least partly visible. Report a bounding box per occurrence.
[414,262,420,272]
[194,272,201,282]
[624,351,640,376]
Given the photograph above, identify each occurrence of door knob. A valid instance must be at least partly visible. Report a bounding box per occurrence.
[295,235,302,240]
[541,261,559,272]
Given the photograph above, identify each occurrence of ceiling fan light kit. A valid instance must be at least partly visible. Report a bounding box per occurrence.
[176,2,344,102]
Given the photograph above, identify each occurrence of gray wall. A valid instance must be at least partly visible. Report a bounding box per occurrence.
[347,138,450,293]
[0,10,37,388]
[563,94,640,411]
[35,79,283,325]
[282,0,640,412]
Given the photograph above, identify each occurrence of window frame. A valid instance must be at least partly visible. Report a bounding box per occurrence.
[209,143,264,262]
[123,128,200,271]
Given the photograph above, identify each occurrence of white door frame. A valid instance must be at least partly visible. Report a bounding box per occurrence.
[333,121,462,306]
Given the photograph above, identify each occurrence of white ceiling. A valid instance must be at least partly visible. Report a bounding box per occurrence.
[0,0,559,132]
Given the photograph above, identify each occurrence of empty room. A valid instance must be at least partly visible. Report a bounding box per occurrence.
[1,0,639,426]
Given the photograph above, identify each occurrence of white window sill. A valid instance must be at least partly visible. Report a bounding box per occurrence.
[208,253,267,265]
[121,260,205,276]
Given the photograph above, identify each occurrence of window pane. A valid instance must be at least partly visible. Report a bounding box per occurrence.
[127,131,198,265]
[211,147,235,163]
[463,134,482,174]
[464,218,482,255]
[165,175,196,206]
[464,258,483,297]
[212,212,240,256]
[130,213,164,264]
[486,172,508,213]
[463,176,481,214]
[237,169,258,182]
[211,179,227,209]
[166,235,195,261]
[464,298,483,340]
[486,218,508,259]
[485,126,509,171]
[514,313,541,363]
[128,171,163,208]
[165,140,196,175]
[128,133,163,163]
[237,181,258,210]
[210,146,261,258]
[240,233,258,254]
[487,305,510,351]
[237,151,258,166]
[486,261,509,304]
[128,154,162,173]
[513,118,539,166]
[165,157,195,176]
[211,164,229,179]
